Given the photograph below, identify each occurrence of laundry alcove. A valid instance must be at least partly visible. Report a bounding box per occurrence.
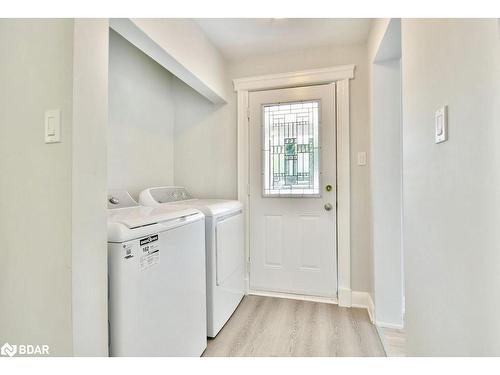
[108,21,236,201]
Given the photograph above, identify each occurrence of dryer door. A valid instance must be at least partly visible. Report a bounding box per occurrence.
[215,212,244,287]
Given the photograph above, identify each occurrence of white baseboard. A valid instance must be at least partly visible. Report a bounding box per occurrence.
[338,287,352,307]
[350,292,404,329]
[351,291,375,323]
[247,289,338,305]
[246,286,405,335]
[375,321,404,330]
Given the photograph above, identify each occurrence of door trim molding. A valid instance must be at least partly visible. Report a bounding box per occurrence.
[233,65,354,307]
[336,78,352,307]
[233,65,355,92]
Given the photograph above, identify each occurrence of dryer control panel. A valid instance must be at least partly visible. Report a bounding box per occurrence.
[150,186,193,204]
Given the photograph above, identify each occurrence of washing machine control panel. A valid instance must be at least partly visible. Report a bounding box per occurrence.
[107,190,139,209]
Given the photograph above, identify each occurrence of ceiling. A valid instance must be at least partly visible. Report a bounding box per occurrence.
[195,18,373,61]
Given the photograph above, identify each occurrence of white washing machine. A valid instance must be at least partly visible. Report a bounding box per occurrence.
[139,186,245,338]
[107,190,207,356]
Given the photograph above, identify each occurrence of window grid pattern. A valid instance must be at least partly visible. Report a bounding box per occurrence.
[262,100,320,197]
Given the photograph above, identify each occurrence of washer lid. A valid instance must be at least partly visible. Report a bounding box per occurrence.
[108,205,200,229]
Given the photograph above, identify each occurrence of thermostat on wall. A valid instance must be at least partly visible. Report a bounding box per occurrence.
[435,105,448,144]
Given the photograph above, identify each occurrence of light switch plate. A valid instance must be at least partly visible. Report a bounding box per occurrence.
[45,109,61,143]
[357,151,367,166]
[435,105,448,143]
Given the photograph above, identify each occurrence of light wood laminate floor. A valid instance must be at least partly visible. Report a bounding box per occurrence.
[203,295,385,357]
[379,327,406,357]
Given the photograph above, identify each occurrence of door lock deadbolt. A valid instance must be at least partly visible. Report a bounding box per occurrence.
[325,184,333,192]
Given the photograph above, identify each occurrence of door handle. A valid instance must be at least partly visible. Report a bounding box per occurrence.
[324,203,333,211]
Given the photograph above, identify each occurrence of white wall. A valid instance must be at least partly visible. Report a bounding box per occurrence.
[71,19,109,356]
[366,19,390,305]
[368,19,392,63]
[368,19,404,327]
[172,78,237,199]
[402,19,500,356]
[0,18,110,357]
[228,44,373,293]
[111,18,230,104]
[0,19,75,356]
[130,19,230,102]
[109,28,237,201]
[108,17,236,200]
[108,29,175,200]
[372,59,403,327]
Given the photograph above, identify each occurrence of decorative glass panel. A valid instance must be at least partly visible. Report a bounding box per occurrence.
[262,100,320,197]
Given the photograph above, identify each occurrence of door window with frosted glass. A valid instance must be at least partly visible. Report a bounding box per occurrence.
[262,100,321,197]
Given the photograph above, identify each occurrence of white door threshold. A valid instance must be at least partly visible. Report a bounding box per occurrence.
[247,289,338,305]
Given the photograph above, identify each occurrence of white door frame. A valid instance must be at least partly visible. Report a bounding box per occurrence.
[233,65,355,307]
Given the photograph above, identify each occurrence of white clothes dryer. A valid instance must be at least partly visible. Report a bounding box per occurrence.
[139,186,245,338]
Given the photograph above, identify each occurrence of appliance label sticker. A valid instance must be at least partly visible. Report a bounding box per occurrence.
[139,234,160,271]
[123,243,134,259]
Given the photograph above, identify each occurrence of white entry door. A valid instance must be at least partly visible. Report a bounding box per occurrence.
[249,84,337,298]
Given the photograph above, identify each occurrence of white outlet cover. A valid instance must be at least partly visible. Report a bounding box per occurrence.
[357,151,367,166]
